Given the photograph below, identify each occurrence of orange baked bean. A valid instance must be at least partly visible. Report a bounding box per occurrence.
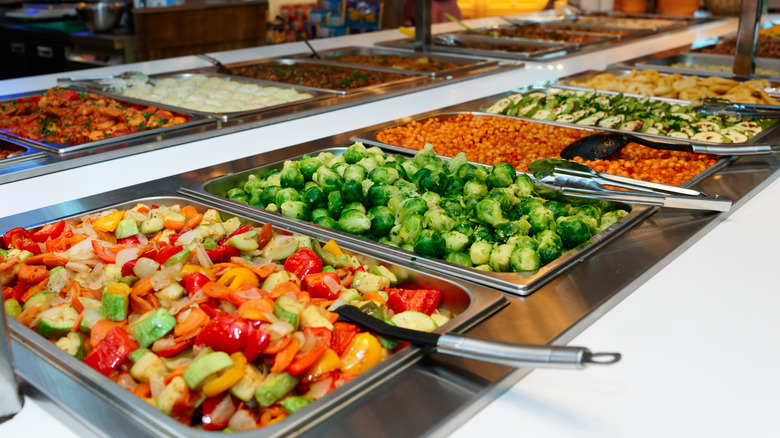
[375,114,717,187]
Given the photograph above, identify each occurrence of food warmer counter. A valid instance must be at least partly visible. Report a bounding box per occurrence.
[4,13,775,438]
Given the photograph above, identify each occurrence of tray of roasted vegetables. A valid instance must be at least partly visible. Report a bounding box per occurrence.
[0,87,212,154]
[180,143,648,296]
[0,195,505,436]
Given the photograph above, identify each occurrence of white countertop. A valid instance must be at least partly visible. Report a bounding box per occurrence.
[3,14,776,438]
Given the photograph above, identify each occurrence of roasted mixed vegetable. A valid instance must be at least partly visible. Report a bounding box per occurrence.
[1,202,453,431]
[222,142,630,273]
[485,89,776,143]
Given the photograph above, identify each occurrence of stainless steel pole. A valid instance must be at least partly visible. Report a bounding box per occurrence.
[0,303,23,423]
[414,0,432,52]
[733,0,767,79]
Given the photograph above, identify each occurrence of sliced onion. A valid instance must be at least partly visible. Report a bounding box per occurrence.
[293,330,306,348]
[133,257,160,278]
[163,356,193,370]
[150,375,165,400]
[328,298,347,312]
[227,409,258,431]
[82,223,98,239]
[306,377,333,400]
[323,275,341,295]
[175,230,197,245]
[266,320,294,341]
[65,261,90,273]
[209,395,237,429]
[194,243,213,269]
[115,247,141,267]
[150,265,181,291]
[115,373,137,392]
[136,233,148,245]
[65,237,95,257]
[124,210,148,222]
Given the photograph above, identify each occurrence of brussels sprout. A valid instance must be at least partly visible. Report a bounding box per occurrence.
[341,180,364,204]
[444,251,473,267]
[412,144,446,173]
[440,198,465,219]
[322,153,345,168]
[343,164,368,183]
[452,221,474,239]
[243,175,264,192]
[226,188,248,204]
[509,246,541,272]
[393,179,419,197]
[556,216,592,248]
[366,146,385,157]
[528,207,554,235]
[313,216,338,230]
[275,188,302,206]
[356,155,384,173]
[302,186,327,210]
[420,191,441,207]
[331,162,347,177]
[599,209,628,231]
[475,198,508,228]
[401,243,415,252]
[536,229,562,247]
[300,154,322,181]
[463,194,482,216]
[520,197,544,215]
[383,159,408,181]
[537,239,563,265]
[391,214,425,245]
[456,163,487,182]
[443,231,470,253]
[280,161,305,190]
[259,185,281,207]
[469,240,493,265]
[441,175,465,197]
[313,166,344,194]
[507,235,539,251]
[474,264,493,272]
[280,201,311,221]
[463,180,488,198]
[473,224,495,242]
[247,189,263,207]
[342,202,366,214]
[486,162,516,188]
[570,205,602,220]
[303,181,319,191]
[489,244,515,272]
[337,209,371,234]
[361,179,375,197]
[265,170,282,187]
[327,191,344,218]
[445,152,469,175]
[368,166,399,185]
[344,142,368,165]
[414,230,445,258]
[495,220,531,244]
[400,159,421,181]
[577,214,600,235]
[413,168,445,194]
[266,203,279,213]
[544,200,570,219]
[311,208,330,221]
[397,198,428,222]
[366,184,398,207]
[486,188,520,212]
[377,237,399,248]
[514,173,535,197]
[424,208,456,233]
[367,206,395,237]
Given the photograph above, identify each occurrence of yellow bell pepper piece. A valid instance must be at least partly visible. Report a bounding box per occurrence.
[399,26,415,37]
[92,211,125,232]
[217,267,259,291]
[201,352,247,397]
[322,239,344,257]
[339,333,384,375]
[302,348,340,383]
[180,264,215,280]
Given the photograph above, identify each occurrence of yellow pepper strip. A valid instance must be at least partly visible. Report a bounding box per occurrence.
[322,240,343,257]
[92,211,125,232]
[302,348,340,383]
[201,352,247,397]
[217,267,259,291]
[180,264,216,280]
[339,333,384,375]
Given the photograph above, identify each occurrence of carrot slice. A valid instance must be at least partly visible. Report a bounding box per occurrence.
[202,281,232,299]
[131,277,154,296]
[17,305,42,327]
[173,306,209,338]
[270,338,299,374]
[20,279,49,303]
[263,334,292,355]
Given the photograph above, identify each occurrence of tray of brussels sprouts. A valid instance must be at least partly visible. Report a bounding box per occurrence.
[180,143,651,296]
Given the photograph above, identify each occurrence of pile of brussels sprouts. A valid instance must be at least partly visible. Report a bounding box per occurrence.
[224,142,629,273]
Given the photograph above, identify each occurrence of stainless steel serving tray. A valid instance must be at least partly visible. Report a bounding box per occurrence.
[445,24,618,49]
[377,33,570,60]
[218,58,431,95]
[288,46,500,79]
[7,193,507,438]
[181,145,644,296]
[69,71,335,122]
[0,89,213,154]
[534,21,653,38]
[571,13,689,30]
[630,53,780,81]
[0,137,47,167]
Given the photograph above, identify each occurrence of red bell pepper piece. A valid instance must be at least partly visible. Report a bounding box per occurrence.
[283,247,323,279]
[287,326,332,375]
[257,223,274,249]
[155,245,183,265]
[331,322,359,356]
[384,288,442,316]
[91,240,116,264]
[303,272,341,300]
[83,327,139,376]
[120,259,137,277]
[219,225,251,245]
[30,220,66,243]
[205,245,240,263]
[151,334,196,358]
[170,385,201,425]
[117,235,140,245]
[3,227,41,254]
[195,313,270,362]
[183,272,211,296]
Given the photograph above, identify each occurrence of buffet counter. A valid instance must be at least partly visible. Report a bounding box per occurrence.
[2,14,776,437]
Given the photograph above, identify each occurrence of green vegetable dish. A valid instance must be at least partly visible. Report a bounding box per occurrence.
[485,89,776,143]
[223,142,630,273]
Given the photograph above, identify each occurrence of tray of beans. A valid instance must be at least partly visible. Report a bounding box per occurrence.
[572,13,689,30]
[530,22,649,37]
[0,137,46,167]
[560,68,780,106]
[74,71,331,122]
[694,30,780,59]
[223,59,429,94]
[457,23,617,46]
[630,53,780,81]
[0,87,212,154]
[377,33,570,60]
[181,143,648,296]
[289,46,500,78]
[1,195,506,436]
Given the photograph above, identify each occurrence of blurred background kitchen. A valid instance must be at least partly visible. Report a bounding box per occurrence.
[0,0,776,79]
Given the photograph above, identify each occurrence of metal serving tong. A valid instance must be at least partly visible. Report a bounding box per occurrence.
[694,97,780,119]
[528,158,732,212]
[334,306,620,369]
